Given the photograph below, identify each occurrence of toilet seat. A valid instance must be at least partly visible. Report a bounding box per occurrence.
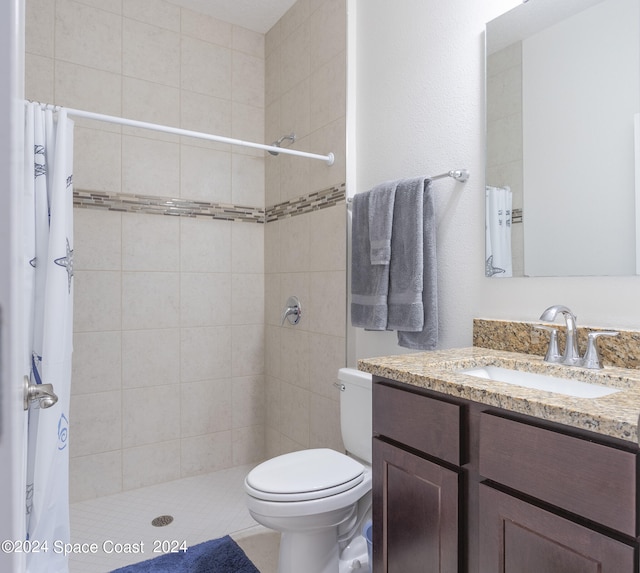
[245,448,364,502]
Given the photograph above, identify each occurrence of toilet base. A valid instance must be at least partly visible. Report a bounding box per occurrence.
[277,529,370,573]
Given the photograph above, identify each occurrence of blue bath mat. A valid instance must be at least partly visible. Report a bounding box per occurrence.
[110,535,260,573]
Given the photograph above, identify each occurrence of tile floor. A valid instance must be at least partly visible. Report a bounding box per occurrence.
[68,464,279,572]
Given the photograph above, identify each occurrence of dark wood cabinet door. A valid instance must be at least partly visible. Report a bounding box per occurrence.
[479,485,635,573]
[373,438,459,573]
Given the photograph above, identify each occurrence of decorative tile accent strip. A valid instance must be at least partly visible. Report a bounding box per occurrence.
[265,183,346,222]
[73,183,347,224]
[473,318,640,370]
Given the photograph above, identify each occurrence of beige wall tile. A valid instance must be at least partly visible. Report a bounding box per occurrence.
[122,213,180,271]
[123,0,180,31]
[264,326,281,379]
[122,441,181,490]
[181,432,233,477]
[231,223,264,274]
[280,79,310,140]
[280,23,310,94]
[308,0,346,71]
[55,60,122,116]
[69,451,122,502]
[233,26,264,58]
[72,331,122,395]
[180,326,232,382]
[232,155,265,207]
[122,329,180,388]
[180,144,231,203]
[74,209,121,271]
[70,390,122,456]
[180,218,232,273]
[231,273,265,325]
[55,0,122,74]
[279,215,310,273]
[309,393,342,451]
[308,270,346,338]
[73,270,121,332]
[180,8,232,46]
[180,273,232,327]
[122,135,180,197]
[181,36,231,99]
[123,77,181,128]
[73,127,122,192]
[308,204,346,271]
[122,272,180,330]
[232,375,265,428]
[308,332,345,399]
[180,379,232,437]
[279,327,309,388]
[122,385,181,447]
[309,52,346,133]
[232,325,265,377]
[232,102,264,157]
[280,382,309,447]
[123,18,180,87]
[232,51,264,108]
[25,54,53,103]
[232,425,265,465]
[26,0,54,57]
[180,90,232,143]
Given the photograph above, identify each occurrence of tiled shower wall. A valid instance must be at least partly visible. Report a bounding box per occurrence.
[25,0,347,501]
[263,0,347,458]
[26,0,267,501]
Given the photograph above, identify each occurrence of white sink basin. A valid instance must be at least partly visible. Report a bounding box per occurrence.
[460,365,621,398]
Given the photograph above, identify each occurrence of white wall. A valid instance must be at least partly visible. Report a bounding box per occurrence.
[350,0,640,361]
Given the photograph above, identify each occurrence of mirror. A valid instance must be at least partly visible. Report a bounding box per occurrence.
[485,0,640,277]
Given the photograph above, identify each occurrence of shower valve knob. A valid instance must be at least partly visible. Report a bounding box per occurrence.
[23,376,58,410]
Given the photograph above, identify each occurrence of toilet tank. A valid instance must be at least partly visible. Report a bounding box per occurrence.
[338,368,372,464]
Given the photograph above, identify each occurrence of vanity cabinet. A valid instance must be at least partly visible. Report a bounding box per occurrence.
[372,382,463,573]
[372,378,639,573]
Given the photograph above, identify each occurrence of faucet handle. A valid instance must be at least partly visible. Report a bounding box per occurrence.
[534,325,561,363]
[581,331,619,369]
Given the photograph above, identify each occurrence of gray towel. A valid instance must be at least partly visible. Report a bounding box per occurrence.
[368,182,396,264]
[350,190,390,330]
[387,178,424,332]
[397,179,438,350]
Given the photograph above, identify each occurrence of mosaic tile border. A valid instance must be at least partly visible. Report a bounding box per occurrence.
[265,183,346,222]
[73,183,346,224]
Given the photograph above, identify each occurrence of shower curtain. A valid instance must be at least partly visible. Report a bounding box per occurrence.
[485,185,512,277]
[23,103,74,573]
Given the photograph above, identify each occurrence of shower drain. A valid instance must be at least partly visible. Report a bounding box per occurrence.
[151,515,174,527]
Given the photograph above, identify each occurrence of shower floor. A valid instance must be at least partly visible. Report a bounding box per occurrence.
[69,463,278,573]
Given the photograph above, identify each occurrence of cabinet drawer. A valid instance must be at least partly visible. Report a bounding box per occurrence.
[373,383,461,465]
[479,413,637,536]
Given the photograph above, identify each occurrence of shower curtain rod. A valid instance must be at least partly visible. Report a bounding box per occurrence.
[26,101,336,166]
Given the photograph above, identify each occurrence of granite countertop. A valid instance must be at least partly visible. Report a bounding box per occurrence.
[358,347,640,444]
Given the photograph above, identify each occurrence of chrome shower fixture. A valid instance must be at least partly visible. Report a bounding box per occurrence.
[268,133,296,155]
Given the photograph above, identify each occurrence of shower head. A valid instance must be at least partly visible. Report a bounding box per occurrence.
[268,133,296,156]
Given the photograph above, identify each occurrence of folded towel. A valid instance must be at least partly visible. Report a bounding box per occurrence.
[351,190,390,330]
[368,181,397,264]
[397,179,438,350]
[386,178,424,332]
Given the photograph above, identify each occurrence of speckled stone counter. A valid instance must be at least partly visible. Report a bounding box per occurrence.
[358,347,640,444]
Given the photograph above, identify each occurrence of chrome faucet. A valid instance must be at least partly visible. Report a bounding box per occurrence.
[538,305,619,369]
[539,305,582,366]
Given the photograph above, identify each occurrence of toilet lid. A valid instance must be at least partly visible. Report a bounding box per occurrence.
[245,448,365,502]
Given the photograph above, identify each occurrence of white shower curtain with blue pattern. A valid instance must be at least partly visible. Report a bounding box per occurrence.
[24,103,74,573]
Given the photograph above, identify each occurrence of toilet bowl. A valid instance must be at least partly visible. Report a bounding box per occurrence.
[244,368,373,573]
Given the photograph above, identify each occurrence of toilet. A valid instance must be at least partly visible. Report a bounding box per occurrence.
[244,368,373,573]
